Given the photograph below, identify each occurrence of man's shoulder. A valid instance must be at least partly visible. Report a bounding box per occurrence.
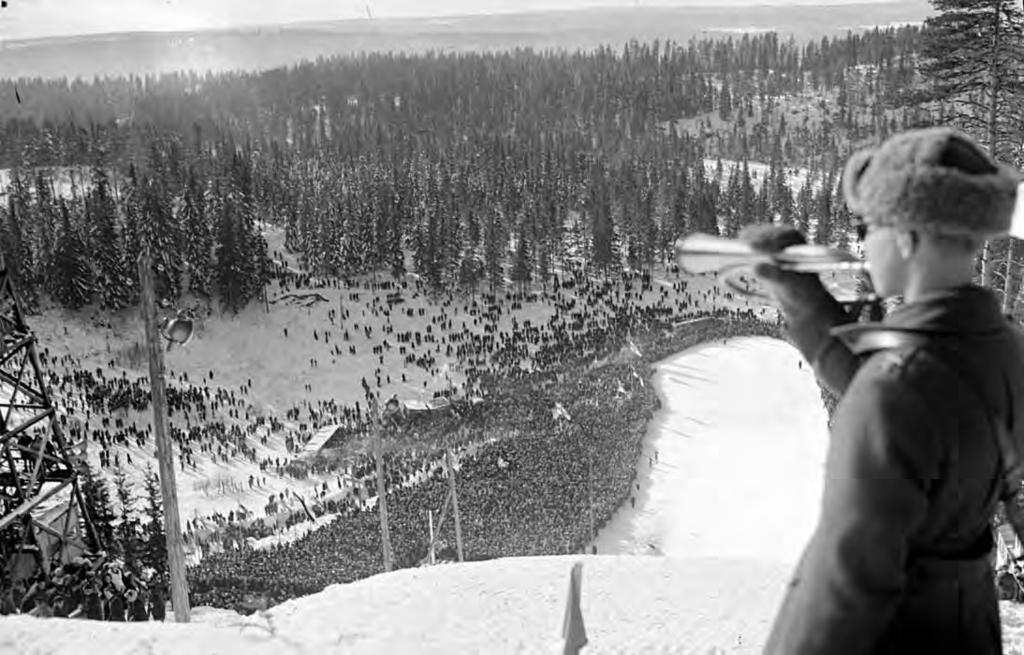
[855,345,927,388]
[845,344,963,416]
[852,326,1022,404]
[832,350,922,428]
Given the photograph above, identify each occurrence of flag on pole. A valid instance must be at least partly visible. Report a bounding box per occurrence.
[562,561,588,654]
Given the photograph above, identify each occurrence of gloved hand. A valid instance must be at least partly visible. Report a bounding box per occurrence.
[737,224,860,393]
[737,223,837,322]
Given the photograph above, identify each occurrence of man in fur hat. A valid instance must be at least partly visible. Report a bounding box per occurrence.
[744,126,1024,654]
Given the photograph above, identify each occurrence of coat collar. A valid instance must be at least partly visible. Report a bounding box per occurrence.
[831,285,1008,356]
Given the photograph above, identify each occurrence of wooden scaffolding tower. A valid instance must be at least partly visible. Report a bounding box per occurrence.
[0,253,98,577]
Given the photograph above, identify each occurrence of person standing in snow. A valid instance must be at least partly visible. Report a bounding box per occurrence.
[84,582,104,620]
[0,577,16,616]
[106,588,125,621]
[149,579,167,622]
[746,127,1024,654]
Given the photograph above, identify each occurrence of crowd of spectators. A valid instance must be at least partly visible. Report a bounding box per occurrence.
[186,304,781,612]
[182,446,458,558]
[17,251,794,616]
[1,551,168,622]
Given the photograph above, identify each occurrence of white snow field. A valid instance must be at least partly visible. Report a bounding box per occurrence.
[589,337,827,564]
[5,336,1024,653]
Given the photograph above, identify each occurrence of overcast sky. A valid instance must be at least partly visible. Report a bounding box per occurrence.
[1,0,910,41]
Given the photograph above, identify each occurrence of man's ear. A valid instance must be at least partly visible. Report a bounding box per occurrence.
[895,229,918,260]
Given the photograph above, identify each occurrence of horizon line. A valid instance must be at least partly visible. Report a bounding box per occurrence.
[0,0,927,47]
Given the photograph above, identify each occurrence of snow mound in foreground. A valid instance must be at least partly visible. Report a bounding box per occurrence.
[2,555,793,654]
[5,556,1024,654]
[9,552,1024,655]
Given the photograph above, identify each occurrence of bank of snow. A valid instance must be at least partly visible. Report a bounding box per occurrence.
[4,555,1024,654]
[0,556,792,654]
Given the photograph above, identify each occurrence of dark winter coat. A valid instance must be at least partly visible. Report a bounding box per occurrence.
[0,589,16,615]
[68,587,84,616]
[52,594,71,618]
[766,285,1023,655]
[150,586,166,621]
[107,595,125,621]
[131,589,150,621]
[85,592,104,620]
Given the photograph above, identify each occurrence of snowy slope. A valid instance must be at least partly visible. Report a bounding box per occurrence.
[0,167,101,200]
[700,158,814,193]
[4,555,1024,654]
[0,556,792,655]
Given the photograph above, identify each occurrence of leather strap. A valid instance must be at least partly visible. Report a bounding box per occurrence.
[832,325,931,356]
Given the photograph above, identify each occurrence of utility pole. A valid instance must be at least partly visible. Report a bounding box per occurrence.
[587,446,594,546]
[138,251,190,623]
[427,509,436,565]
[371,394,394,572]
[445,448,464,562]
[579,425,594,546]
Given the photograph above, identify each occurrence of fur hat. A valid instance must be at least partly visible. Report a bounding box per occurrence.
[842,127,1022,238]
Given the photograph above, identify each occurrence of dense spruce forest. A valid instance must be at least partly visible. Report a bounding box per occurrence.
[0,5,1021,318]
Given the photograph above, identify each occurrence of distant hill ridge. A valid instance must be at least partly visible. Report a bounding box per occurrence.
[0,1,930,80]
